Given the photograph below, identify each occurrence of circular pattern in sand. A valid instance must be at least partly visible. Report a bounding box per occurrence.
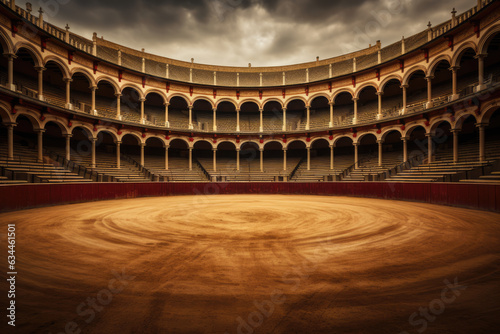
[1,195,500,333]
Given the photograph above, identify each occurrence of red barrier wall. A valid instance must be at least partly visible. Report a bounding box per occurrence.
[1,182,499,213]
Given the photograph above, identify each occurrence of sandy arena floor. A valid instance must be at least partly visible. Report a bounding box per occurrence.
[1,195,500,334]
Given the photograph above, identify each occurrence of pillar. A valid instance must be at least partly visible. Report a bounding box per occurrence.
[116,141,121,169]
[140,143,145,167]
[259,108,263,132]
[91,86,97,114]
[426,133,433,163]
[283,149,287,171]
[115,93,122,120]
[6,54,16,91]
[451,129,459,163]
[91,137,96,168]
[189,147,193,171]
[140,98,145,124]
[401,85,408,114]
[37,129,44,163]
[236,108,241,132]
[7,123,15,160]
[236,148,240,171]
[477,123,486,163]
[354,143,359,169]
[329,102,334,128]
[352,98,359,124]
[213,149,217,172]
[64,78,73,109]
[259,148,264,172]
[330,145,334,170]
[164,102,170,127]
[35,66,45,101]
[65,134,72,161]
[165,145,169,170]
[402,137,408,163]
[188,106,194,130]
[450,66,460,101]
[213,108,217,131]
[305,106,310,130]
[282,108,287,131]
[306,147,311,171]
[377,140,383,167]
[376,92,383,120]
[425,76,434,109]
[475,54,487,92]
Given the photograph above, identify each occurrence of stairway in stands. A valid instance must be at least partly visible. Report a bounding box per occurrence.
[341,151,403,181]
[136,155,209,182]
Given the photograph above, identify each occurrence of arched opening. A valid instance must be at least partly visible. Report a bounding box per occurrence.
[193,140,213,170]
[239,141,260,171]
[333,92,354,126]
[334,137,355,171]
[311,138,330,170]
[144,93,165,126]
[192,99,213,132]
[43,121,64,153]
[168,139,190,170]
[263,141,284,171]
[0,42,8,84]
[431,60,452,102]
[310,97,329,129]
[144,137,165,168]
[485,109,500,160]
[287,99,306,131]
[455,48,479,96]
[69,127,93,166]
[216,142,237,172]
[407,126,427,160]
[217,102,237,132]
[263,101,283,132]
[43,61,66,107]
[12,115,37,161]
[406,70,427,111]
[71,72,93,113]
[484,32,500,79]
[358,133,378,166]
[381,130,403,167]
[169,97,189,129]
[240,102,260,132]
[381,79,403,118]
[287,140,306,162]
[95,80,117,119]
[357,86,378,123]
[13,48,38,98]
[121,87,142,122]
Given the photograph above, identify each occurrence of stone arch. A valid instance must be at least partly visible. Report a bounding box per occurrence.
[216,140,237,149]
[379,75,402,92]
[14,42,43,67]
[355,131,379,145]
[119,131,144,145]
[0,103,14,124]
[308,93,332,106]
[354,82,379,99]
[380,126,403,141]
[96,129,120,143]
[167,93,191,106]
[262,98,284,109]
[193,96,215,108]
[263,140,284,150]
[478,98,500,124]
[285,96,308,108]
[451,42,478,67]
[43,56,71,79]
[429,117,453,134]
[332,134,354,146]
[332,88,354,102]
[168,137,190,148]
[284,138,308,149]
[310,137,331,147]
[216,99,237,109]
[96,76,120,94]
[0,26,14,54]
[41,117,71,136]
[71,68,96,86]
[145,135,167,147]
[478,24,500,54]
[403,121,428,138]
[428,55,452,77]
[193,138,215,148]
[453,111,479,130]
[13,109,42,130]
[120,83,145,99]
[402,65,428,86]
[238,98,261,110]
[145,89,168,104]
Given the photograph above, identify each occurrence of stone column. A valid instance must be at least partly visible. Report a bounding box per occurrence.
[236,108,241,132]
[307,147,311,171]
[282,108,287,131]
[189,148,193,171]
[213,148,217,172]
[425,76,434,109]
[6,54,16,91]
[140,98,146,124]
[352,98,359,124]
[376,92,383,120]
[91,86,97,113]
[260,148,264,172]
[450,66,460,101]
[402,137,408,163]
[164,102,170,127]
[451,129,459,163]
[91,137,97,168]
[140,143,145,167]
[401,85,408,114]
[115,93,122,120]
[477,123,486,162]
[64,78,73,109]
[165,145,169,170]
[7,123,15,160]
[213,108,217,131]
[37,129,45,163]
[116,141,121,169]
[188,106,194,130]
[65,134,72,161]
[354,143,359,169]
[330,144,335,170]
[475,53,487,92]
[378,140,383,167]
[283,149,287,171]
[35,66,45,101]
[259,108,263,132]
[236,148,240,171]
[305,106,310,130]
[329,102,334,127]
[426,133,433,163]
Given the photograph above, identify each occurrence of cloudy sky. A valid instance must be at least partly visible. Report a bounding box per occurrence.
[17,0,472,66]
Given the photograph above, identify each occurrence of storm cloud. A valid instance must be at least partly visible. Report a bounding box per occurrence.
[17,0,472,66]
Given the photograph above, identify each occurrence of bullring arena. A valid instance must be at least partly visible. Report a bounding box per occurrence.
[1,0,500,333]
